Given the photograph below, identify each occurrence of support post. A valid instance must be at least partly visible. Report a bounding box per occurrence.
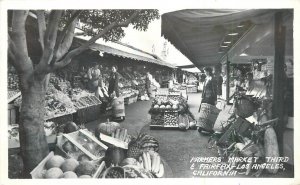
[226,55,230,104]
[272,12,286,155]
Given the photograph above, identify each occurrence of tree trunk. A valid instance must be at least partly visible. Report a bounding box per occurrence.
[19,76,49,178]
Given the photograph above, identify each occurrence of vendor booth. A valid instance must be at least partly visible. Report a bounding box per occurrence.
[161,9,294,174]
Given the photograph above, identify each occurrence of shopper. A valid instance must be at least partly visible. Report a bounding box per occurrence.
[201,67,217,106]
[145,72,152,98]
[108,65,120,98]
[215,71,223,98]
[87,63,102,98]
[244,72,254,92]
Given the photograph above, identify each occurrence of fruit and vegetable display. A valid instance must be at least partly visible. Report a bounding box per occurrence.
[40,153,103,178]
[150,114,164,126]
[149,90,195,129]
[95,120,121,137]
[137,151,164,178]
[8,73,19,90]
[119,87,139,98]
[73,96,102,109]
[8,122,57,142]
[100,132,164,178]
[8,90,21,102]
[163,112,178,126]
[60,130,107,160]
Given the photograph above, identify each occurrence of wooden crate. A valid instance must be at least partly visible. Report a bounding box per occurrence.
[45,112,74,126]
[74,104,102,124]
[99,133,128,149]
[186,85,197,93]
[150,111,179,128]
[56,129,108,161]
[128,95,138,104]
[217,116,252,145]
[30,151,106,179]
[150,113,164,126]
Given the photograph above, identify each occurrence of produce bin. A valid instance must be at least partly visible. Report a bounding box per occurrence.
[74,104,102,124]
[30,151,106,179]
[45,112,74,126]
[150,111,179,128]
[56,129,108,161]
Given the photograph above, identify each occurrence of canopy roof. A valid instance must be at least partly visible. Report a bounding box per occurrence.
[75,37,176,68]
[161,9,293,67]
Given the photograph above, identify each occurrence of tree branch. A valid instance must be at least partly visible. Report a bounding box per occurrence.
[51,11,140,70]
[36,10,46,51]
[35,10,63,74]
[10,10,34,75]
[51,10,82,65]
[11,10,29,59]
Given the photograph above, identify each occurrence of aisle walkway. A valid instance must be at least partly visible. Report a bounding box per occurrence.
[85,92,293,178]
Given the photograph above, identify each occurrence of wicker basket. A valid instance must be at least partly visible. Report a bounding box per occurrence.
[217,116,252,145]
[197,103,221,132]
[235,98,257,118]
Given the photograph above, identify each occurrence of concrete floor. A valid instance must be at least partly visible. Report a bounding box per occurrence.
[85,92,294,178]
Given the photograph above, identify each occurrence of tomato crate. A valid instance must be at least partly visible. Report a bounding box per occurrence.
[56,129,108,161]
[163,111,179,127]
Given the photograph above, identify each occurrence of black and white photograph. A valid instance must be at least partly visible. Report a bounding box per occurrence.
[1,0,299,184]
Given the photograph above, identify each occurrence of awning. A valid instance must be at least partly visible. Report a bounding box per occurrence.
[182,67,201,73]
[75,38,176,69]
[161,9,292,67]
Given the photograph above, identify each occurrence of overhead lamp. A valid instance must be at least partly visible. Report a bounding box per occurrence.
[223,41,231,44]
[240,53,248,56]
[220,45,228,48]
[237,25,244,28]
[228,33,239,36]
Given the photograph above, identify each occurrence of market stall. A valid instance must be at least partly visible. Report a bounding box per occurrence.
[149,88,196,130]
[161,9,294,176]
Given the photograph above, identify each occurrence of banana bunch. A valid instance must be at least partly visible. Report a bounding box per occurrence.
[137,151,164,178]
[111,128,131,143]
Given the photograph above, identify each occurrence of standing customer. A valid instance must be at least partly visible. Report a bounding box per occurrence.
[88,63,102,98]
[215,71,223,98]
[108,65,120,98]
[201,67,217,106]
[145,72,152,98]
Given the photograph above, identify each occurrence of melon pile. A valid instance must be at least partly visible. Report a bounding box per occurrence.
[43,155,97,179]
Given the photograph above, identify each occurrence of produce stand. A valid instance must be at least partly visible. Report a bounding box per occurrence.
[149,89,194,129]
[73,96,102,124]
[150,110,179,128]
[45,112,75,125]
[8,123,57,150]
